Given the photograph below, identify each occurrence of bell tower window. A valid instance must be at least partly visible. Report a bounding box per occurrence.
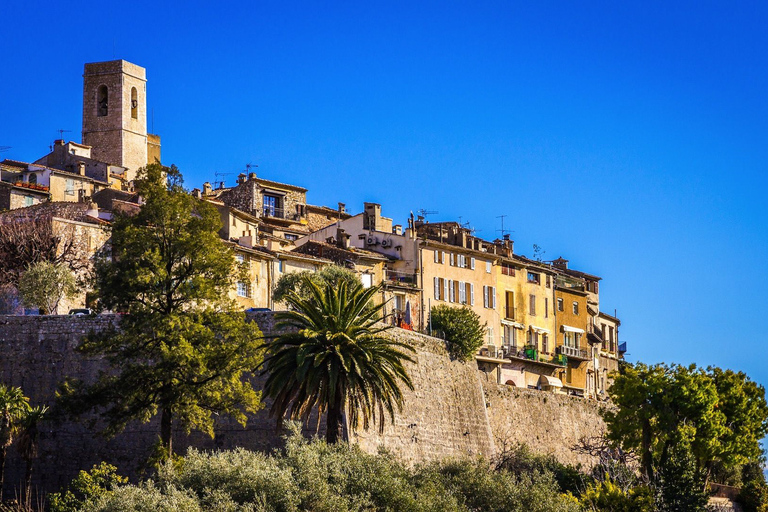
[131,87,138,119]
[97,85,108,117]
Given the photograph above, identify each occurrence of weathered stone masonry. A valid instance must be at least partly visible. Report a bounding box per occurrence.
[0,314,606,496]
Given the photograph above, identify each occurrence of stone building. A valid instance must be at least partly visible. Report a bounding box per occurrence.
[0,159,110,205]
[82,60,161,182]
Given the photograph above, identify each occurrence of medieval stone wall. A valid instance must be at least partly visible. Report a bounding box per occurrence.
[0,313,606,496]
[481,376,609,469]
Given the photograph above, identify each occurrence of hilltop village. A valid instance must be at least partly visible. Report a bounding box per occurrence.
[0,59,625,401]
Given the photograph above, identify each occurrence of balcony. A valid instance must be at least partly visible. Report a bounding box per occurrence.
[557,345,589,360]
[385,270,418,287]
[262,206,286,219]
[506,345,567,367]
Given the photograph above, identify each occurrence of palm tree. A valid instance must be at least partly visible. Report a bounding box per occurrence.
[0,384,30,502]
[263,278,415,443]
[17,405,47,508]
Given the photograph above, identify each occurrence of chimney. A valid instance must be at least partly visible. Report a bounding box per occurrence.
[237,173,247,185]
[218,181,225,190]
[248,172,257,181]
[393,224,403,235]
[78,161,86,176]
[191,188,201,198]
[54,139,65,147]
[552,257,569,270]
[338,202,346,215]
[363,202,381,231]
[337,227,351,249]
[202,182,212,195]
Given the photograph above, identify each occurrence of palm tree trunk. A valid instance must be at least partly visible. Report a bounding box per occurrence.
[23,457,32,509]
[326,398,344,444]
[0,446,5,502]
[161,407,173,458]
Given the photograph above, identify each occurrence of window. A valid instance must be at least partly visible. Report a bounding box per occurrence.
[237,281,250,298]
[361,273,373,289]
[24,196,34,207]
[448,280,454,303]
[284,234,298,241]
[434,277,443,300]
[572,302,579,315]
[236,254,245,263]
[557,298,564,311]
[601,324,607,350]
[503,325,517,350]
[449,253,455,266]
[469,283,474,306]
[28,173,37,185]
[529,294,536,315]
[542,334,549,353]
[470,257,475,270]
[501,263,515,276]
[278,260,284,273]
[483,286,496,309]
[458,281,466,304]
[564,331,574,347]
[434,250,444,264]
[505,291,515,319]
[263,194,281,217]
[527,271,540,284]
[97,85,108,116]
[486,261,492,273]
[394,293,405,312]
[487,327,494,346]
[131,87,138,119]
[609,326,615,352]
[65,179,75,196]
[545,298,548,318]
[546,275,551,288]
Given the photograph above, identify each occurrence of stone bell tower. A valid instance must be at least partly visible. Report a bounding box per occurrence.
[82,60,154,183]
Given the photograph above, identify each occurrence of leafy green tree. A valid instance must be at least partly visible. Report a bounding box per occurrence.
[0,384,30,501]
[604,363,768,492]
[18,260,77,314]
[429,305,486,361]
[579,479,655,512]
[58,164,264,458]
[272,265,361,303]
[263,278,414,443]
[738,461,768,512]
[48,462,127,512]
[17,405,48,506]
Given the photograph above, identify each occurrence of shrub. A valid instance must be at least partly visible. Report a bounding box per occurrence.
[58,426,581,511]
[49,462,128,512]
[272,265,361,304]
[429,305,486,361]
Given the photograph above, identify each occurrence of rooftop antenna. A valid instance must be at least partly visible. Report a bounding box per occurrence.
[57,129,72,140]
[0,146,10,153]
[496,214,513,239]
[245,163,258,173]
[417,208,437,218]
[214,170,235,188]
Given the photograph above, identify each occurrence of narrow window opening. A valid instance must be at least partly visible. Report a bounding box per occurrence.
[131,87,138,119]
[97,85,108,117]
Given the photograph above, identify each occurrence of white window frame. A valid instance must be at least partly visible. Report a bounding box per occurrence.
[486,261,492,273]
[470,283,475,306]
[470,257,475,270]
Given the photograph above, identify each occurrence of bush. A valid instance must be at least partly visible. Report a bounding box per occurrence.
[429,305,486,361]
[49,462,128,512]
[61,425,580,512]
[493,443,588,495]
[272,266,361,304]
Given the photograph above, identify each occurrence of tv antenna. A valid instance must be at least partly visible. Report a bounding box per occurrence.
[417,208,437,218]
[0,146,10,153]
[57,129,72,140]
[245,163,258,173]
[213,170,234,188]
[496,214,513,239]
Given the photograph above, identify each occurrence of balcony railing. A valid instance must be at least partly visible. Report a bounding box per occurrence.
[557,345,589,360]
[385,270,418,287]
[504,306,517,320]
[262,206,286,219]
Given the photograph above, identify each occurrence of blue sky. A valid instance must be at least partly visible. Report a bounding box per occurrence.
[2,2,767,388]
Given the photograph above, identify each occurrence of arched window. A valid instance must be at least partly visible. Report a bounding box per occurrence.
[97,85,108,117]
[131,87,138,119]
[28,173,37,185]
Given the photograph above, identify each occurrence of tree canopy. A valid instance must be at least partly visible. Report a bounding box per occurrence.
[264,278,414,443]
[429,305,486,361]
[604,362,768,491]
[59,164,264,458]
[272,265,361,304]
[18,260,77,314]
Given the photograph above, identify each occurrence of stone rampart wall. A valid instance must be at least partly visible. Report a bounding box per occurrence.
[0,314,606,497]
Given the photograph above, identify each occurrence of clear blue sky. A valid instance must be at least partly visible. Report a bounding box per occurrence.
[2,2,767,386]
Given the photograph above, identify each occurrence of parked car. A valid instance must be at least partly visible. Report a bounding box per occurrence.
[245,307,271,313]
[68,308,93,316]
